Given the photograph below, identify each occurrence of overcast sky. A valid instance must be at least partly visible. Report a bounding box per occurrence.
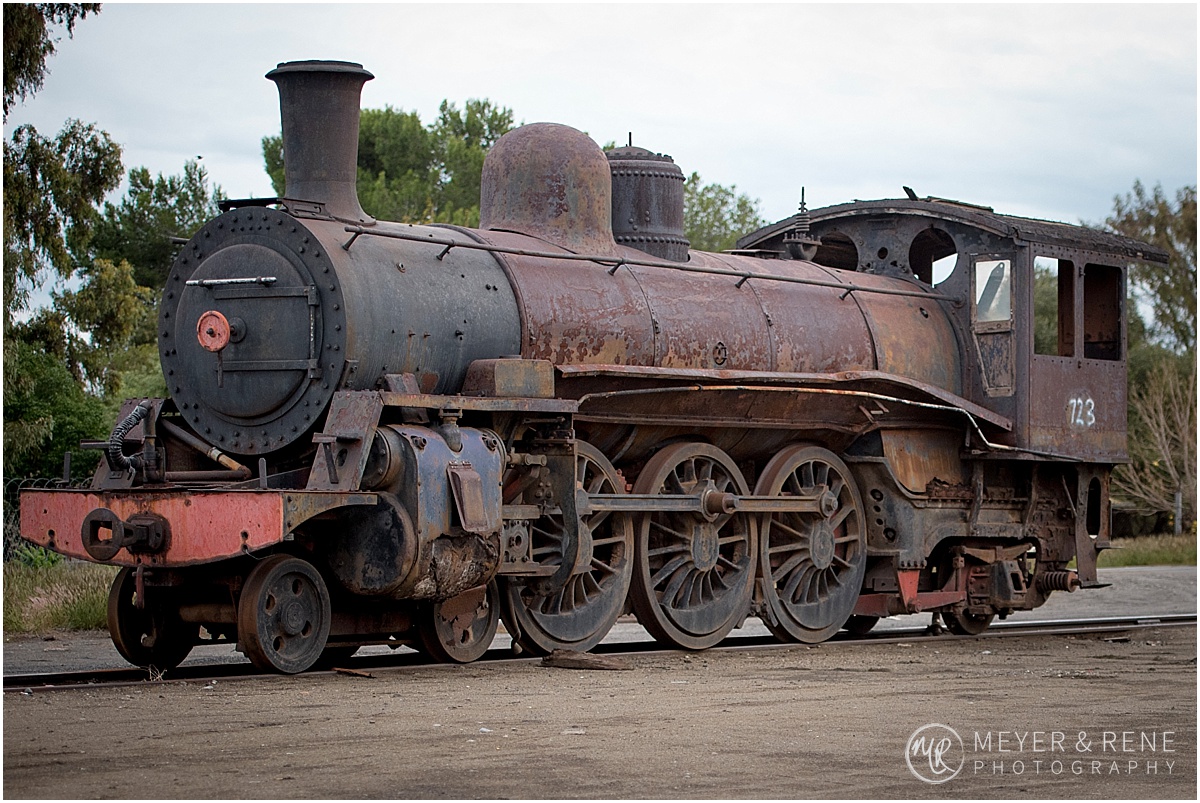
[7,2,1197,229]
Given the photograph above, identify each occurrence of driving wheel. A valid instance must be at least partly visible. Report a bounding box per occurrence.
[501,442,633,655]
[629,442,756,650]
[756,445,866,644]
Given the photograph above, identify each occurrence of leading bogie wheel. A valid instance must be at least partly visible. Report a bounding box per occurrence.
[756,445,867,644]
[630,442,757,650]
[501,441,634,655]
[237,554,332,674]
[107,567,197,670]
[419,582,501,663]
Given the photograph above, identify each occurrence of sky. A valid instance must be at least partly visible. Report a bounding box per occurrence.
[6,2,1197,230]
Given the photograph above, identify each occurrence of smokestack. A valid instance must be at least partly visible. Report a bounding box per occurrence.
[266,60,373,223]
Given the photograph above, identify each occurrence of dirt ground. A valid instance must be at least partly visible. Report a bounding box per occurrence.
[3,626,1195,799]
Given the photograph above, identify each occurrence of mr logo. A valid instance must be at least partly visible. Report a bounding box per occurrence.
[906,723,965,784]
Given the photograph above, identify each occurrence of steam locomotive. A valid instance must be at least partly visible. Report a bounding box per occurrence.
[20,60,1166,672]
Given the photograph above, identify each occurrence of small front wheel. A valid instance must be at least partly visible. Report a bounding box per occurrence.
[107,567,197,670]
[237,555,332,673]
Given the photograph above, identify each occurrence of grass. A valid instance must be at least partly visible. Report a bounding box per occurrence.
[3,560,119,634]
[1097,531,1197,568]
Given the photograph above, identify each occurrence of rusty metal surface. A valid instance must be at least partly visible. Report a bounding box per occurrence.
[21,490,284,566]
[850,272,963,394]
[1028,356,1127,461]
[559,365,1011,430]
[480,123,618,257]
[606,145,689,261]
[628,251,773,370]
[880,429,967,493]
[21,488,377,567]
[482,229,656,365]
[305,391,384,491]
[377,391,576,414]
[737,197,1171,266]
[699,252,875,374]
[266,60,374,224]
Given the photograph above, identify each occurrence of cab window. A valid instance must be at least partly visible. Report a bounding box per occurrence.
[1033,256,1075,356]
[974,258,1012,323]
[1083,263,1122,360]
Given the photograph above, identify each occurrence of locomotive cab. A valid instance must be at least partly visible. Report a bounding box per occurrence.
[737,199,1168,597]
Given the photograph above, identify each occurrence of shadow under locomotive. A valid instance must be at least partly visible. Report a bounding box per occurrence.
[20,60,1169,673]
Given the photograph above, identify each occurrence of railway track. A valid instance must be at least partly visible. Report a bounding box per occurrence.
[5,613,1193,694]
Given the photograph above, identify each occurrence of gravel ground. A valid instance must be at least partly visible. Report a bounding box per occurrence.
[2,566,1197,799]
[3,625,1195,799]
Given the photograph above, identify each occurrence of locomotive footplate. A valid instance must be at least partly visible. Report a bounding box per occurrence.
[20,488,377,567]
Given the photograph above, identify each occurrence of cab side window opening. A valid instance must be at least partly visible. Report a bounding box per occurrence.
[974,259,1012,323]
[1083,264,1122,361]
[1033,256,1076,356]
[812,232,859,271]
[908,228,957,285]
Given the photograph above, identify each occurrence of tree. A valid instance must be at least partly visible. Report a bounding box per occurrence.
[1105,181,1196,354]
[88,160,226,289]
[3,338,109,481]
[3,119,122,329]
[3,3,99,122]
[3,4,125,482]
[1100,181,1198,531]
[683,172,766,253]
[430,99,514,225]
[15,258,157,396]
[262,98,515,227]
[1112,358,1196,532]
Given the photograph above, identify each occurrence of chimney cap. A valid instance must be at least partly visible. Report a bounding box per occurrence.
[266,60,374,80]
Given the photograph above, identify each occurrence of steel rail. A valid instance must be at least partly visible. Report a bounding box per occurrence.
[5,613,1193,694]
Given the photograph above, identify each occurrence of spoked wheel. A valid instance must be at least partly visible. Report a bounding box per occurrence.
[630,442,757,650]
[419,582,500,663]
[502,442,633,655]
[756,445,867,644]
[237,555,332,674]
[107,567,197,670]
[943,609,995,636]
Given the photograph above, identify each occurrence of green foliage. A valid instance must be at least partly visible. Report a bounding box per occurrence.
[3,338,107,480]
[3,559,117,632]
[263,98,515,227]
[1105,182,1197,354]
[431,99,514,225]
[12,543,63,568]
[2,3,99,121]
[3,119,123,329]
[89,160,226,289]
[683,172,766,253]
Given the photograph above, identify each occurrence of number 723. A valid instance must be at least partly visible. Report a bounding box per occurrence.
[1067,396,1096,427]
